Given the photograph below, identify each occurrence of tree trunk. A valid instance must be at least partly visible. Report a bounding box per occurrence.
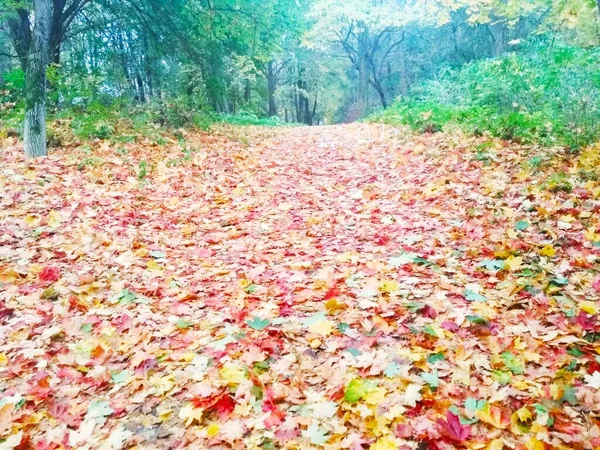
[244,79,251,103]
[490,20,506,58]
[267,60,277,116]
[24,0,52,158]
[357,29,369,117]
[398,38,410,98]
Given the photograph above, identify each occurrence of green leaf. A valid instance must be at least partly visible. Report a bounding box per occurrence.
[406,302,425,313]
[80,323,92,334]
[303,312,327,327]
[464,289,487,302]
[550,276,569,286]
[303,423,329,445]
[346,348,362,357]
[413,256,432,266]
[389,252,419,266]
[427,352,445,364]
[150,250,166,259]
[420,369,439,388]
[479,259,505,271]
[560,385,578,405]
[111,370,131,384]
[567,347,583,357]
[86,400,113,420]
[344,378,371,403]
[244,284,259,294]
[111,289,148,305]
[176,319,193,329]
[384,362,403,378]
[501,351,524,375]
[466,315,488,326]
[491,370,511,385]
[247,317,270,330]
[423,324,439,337]
[515,220,529,231]
[464,398,487,413]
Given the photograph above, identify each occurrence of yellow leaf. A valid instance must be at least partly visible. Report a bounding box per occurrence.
[585,228,600,242]
[515,406,532,422]
[220,363,246,385]
[526,437,545,450]
[379,279,399,293]
[581,301,598,315]
[513,337,527,351]
[539,245,556,257]
[48,210,62,228]
[370,437,398,450]
[0,353,7,366]
[487,439,504,450]
[325,298,347,314]
[476,405,509,429]
[309,320,335,336]
[207,423,219,437]
[364,387,387,405]
[146,260,162,272]
[507,229,518,239]
[504,255,523,272]
[179,403,203,426]
[25,215,39,227]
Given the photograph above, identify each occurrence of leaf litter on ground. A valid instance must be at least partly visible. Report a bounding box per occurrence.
[1,124,600,448]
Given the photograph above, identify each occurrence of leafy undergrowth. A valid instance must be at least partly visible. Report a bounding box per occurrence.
[1,125,600,449]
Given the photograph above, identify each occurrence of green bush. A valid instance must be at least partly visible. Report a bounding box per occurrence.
[370,40,600,149]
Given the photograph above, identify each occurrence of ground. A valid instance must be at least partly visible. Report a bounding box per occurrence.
[1,124,600,450]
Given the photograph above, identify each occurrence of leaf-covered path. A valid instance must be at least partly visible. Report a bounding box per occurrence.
[2,125,600,449]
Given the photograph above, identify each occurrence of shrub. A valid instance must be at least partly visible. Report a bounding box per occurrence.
[370,39,600,149]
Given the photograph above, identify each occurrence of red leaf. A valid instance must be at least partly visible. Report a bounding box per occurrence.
[324,287,340,300]
[212,394,236,419]
[593,275,600,293]
[39,266,60,283]
[437,411,470,443]
[576,311,597,331]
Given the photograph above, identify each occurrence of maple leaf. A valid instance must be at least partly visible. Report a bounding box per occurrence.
[504,255,523,271]
[39,266,60,283]
[421,369,439,388]
[437,411,470,443]
[584,371,600,389]
[370,437,398,450]
[246,317,270,330]
[85,400,113,421]
[384,362,403,378]
[344,378,374,403]
[475,405,510,429]
[303,424,329,445]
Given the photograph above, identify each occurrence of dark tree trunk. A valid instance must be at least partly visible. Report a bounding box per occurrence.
[267,60,277,116]
[24,0,53,158]
[6,9,32,71]
[398,38,410,98]
[244,79,251,103]
[490,20,506,58]
[357,29,369,117]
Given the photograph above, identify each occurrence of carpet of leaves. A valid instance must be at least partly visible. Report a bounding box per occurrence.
[2,124,600,450]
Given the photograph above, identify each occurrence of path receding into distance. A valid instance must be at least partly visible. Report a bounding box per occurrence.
[1,124,599,449]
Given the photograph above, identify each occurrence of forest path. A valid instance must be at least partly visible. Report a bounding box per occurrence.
[1,124,599,448]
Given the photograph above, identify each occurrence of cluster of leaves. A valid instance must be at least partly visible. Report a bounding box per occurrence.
[370,40,600,149]
[1,123,600,448]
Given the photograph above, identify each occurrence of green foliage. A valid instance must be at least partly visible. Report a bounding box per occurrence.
[219,111,295,127]
[370,41,600,149]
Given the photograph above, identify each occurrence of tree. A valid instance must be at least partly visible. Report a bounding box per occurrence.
[23,0,52,157]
